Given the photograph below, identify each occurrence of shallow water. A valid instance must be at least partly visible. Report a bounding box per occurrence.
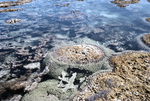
[0,0,150,52]
[0,0,150,100]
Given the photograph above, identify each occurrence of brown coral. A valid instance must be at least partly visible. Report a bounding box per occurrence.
[142,34,150,47]
[52,45,104,64]
[73,51,150,101]
[0,0,32,13]
[146,18,150,22]
[110,0,139,8]
[0,8,20,13]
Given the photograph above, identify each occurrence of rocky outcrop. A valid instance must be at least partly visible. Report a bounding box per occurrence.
[73,51,150,101]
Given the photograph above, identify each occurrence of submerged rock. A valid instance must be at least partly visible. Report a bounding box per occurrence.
[73,51,150,101]
[146,17,150,22]
[6,19,21,24]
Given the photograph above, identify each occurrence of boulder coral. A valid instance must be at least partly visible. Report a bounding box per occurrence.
[43,43,114,80]
[52,45,104,64]
[72,51,150,101]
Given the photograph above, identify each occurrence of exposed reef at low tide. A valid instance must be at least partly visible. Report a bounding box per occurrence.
[42,37,114,81]
[73,51,150,101]
[135,33,150,51]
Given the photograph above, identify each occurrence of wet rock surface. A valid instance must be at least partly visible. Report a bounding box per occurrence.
[142,33,150,47]
[6,19,21,24]
[73,51,150,101]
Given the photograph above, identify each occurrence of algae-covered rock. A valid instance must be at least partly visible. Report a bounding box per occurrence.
[43,44,114,80]
[73,51,150,101]
[22,79,78,101]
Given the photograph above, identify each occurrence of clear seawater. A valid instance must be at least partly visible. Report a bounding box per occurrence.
[0,0,150,52]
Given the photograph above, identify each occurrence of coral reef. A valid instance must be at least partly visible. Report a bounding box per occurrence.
[142,33,150,47]
[0,0,32,8]
[0,34,53,100]
[73,51,150,101]
[22,79,78,101]
[57,71,78,92]
[53,45,104,64]
[6,19,22,24]
[0,0,32,14]
[0,8,20,13]
[43,40,114,80]
[110,0,139,8]
[135,33,150,51]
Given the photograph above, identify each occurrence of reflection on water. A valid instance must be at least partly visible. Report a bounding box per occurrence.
[110,0,139,8]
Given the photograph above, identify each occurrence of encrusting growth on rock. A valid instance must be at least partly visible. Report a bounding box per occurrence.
[73,51,150,101]
[53,45,104,64]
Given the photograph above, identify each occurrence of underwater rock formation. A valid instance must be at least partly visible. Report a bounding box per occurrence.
[110,0,139,8]
[43,42,114,80]
[135,33,150,51]
[6,19,21,24]
[73,51,150,101]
